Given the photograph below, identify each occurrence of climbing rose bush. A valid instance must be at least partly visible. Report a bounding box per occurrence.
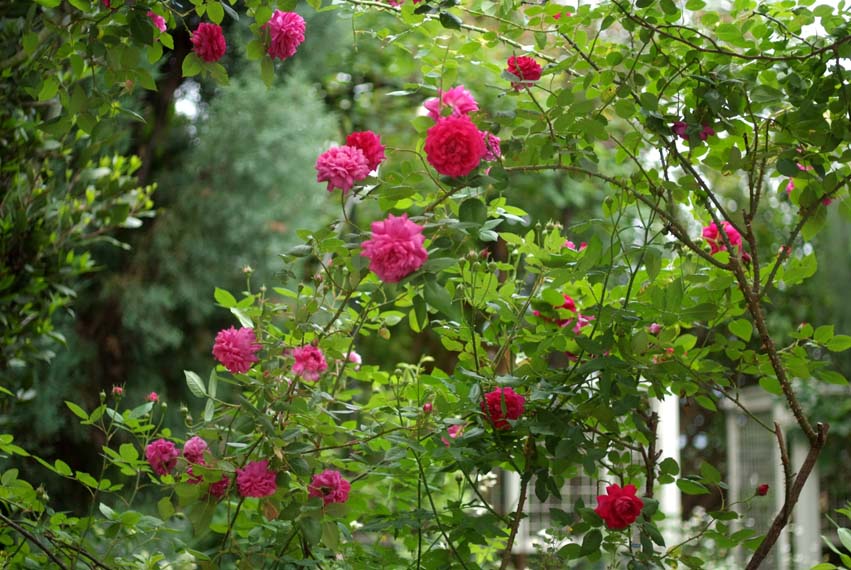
[360,213,428,282]
[191,22,226,62]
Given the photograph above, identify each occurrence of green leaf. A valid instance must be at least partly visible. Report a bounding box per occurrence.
[204,398,215,422]
[729,319,752,342]
[54,459,72,476]
[246,39,265,61]
[158,496,175,520]
[580,529,602,555]
[676,478,709,495]
[839,527,851,553]
[759,376,783,396]
[182,53,203,77]
[321,520,340,549]
[261,56,275,87]
[38,78,59,101]
[815,325,834,344]
[119,443,138,462]
[424,280,461,322]
[184,370,207,398]
[230,308,253,328]
[459,198,487,226]
[65,401,88,420]
[439,11,462,29]
[207,1,224,23]
[700,461,721,484]
[826,335,851,352]
[215,287,237,307]
[208,369,218,399]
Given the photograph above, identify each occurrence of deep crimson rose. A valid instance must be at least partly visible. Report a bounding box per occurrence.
[191,23,226,62]
[308,469,351,505]
[480,387,525,430]
[757,483,769,496]
[424,116,486,177]
[506,55,542,90]
[212,326,262,374]
[315,145,370,193]
[594,483,644,530]
[236,460,277,498]
[345,131,386,172]
[145,439,179,476]
[263,10,306,61]
[360,213,428,283]
[702,221,742,255]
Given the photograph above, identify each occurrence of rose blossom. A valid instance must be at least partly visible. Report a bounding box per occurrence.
[315,145,370,193]
[563,240,588,251]
[146,439,179,476]
[361,213,428,282]
[481,387,525,430]
[672,121,688,140]
[146,391,159,403]
[191,23,226,63]
[441,423,464,446]
[183,436,208,464]
[506,55,542,90]
[423,402,433,414]
[345,131,386,172]
[347,351,362,370]
[757,483,769,496]
[594,483,644,530]
[291,345,328,381]
[212,326,262,374]
[308,469,352,505]
[424,115,487,177]
[699,124,715,140]
[236,460,277,498]
[263,10,306,61]
[702,221,742,255]
[147,11,167,33]
[209,474,230,499]
[423,85,479,121]
[111,385,123,396]
[648,323,662,335]
[482,131,502,162]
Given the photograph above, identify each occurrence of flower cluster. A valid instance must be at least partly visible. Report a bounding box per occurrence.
[315,131,385,193]
[361,213,429,282]
[212,326,262,374]
[702,221,742,255]
[594,483,644,530]
[145,436,232,499]
[422,85,492,177]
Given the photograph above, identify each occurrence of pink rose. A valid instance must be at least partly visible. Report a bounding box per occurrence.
[481,131,502,162]
[315,145,370,193]
[594,483,644,530]
[308,469,351,505]
[648,323,662,335]
[146,391,159,403]
[424,116,486,177]
[360,213,428,283]
[441,423,464,446]
[146,439,179,476]
[183,436,208,464]
[347,351,362,370]
[147,11,167,33]
[209,474,231,499]
[480,387,525,430]
[506,55,542,90]
[423,85,479,121]
[699,124,715,140]
[533,293,576,328]
[236,460,277,498]
[345,131,386,172]
[263,10,306,61]
[191,23,226,63]
[111,385,123,396]
[701,221,742,255]
[212,326,262,374]
[672,121,688,140]
[563,240,588,251]
[291,345,328,381]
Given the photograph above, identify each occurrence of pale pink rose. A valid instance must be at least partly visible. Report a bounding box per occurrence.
[361,214,428,283]
[563,240,587,251]
[423,85,479,121]
[315,146,370,193]
[291,345,328,381]
[481,131,502,162]
[146,391,159,403]
[183,436,208,464]
[308,469,351,505]
[347,351,362,370]
[236,460,277,498]
[146,439,179,476]
[441,423,464,446]
[648,323,662,335]
[212,327,262,374]
[111,385,124,396]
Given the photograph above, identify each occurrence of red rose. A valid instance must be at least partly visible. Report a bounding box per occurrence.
[191,23,227,63]
[480,387,525,430]
[424,116,486,177]
[506,55,542,90]
[346,130,386,172]
[594,483,644,530]
[757,483,769,496]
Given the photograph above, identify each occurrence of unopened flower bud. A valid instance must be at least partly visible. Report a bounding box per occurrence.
[423,402,433,414]
[756,483,769,496]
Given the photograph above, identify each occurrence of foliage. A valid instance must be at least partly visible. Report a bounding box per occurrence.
[2,0,851,568]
